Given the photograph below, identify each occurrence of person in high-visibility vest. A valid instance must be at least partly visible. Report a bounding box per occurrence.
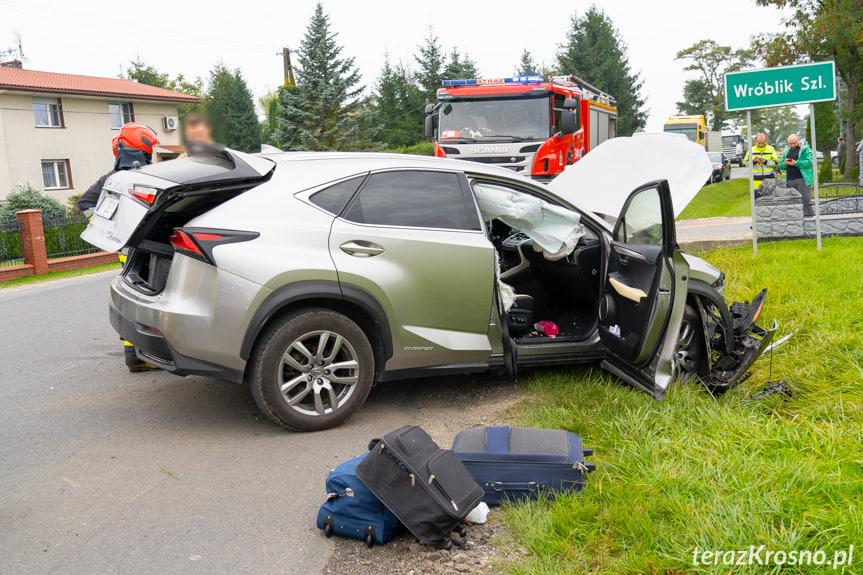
[743,133,779,190]
[78,123,161,373]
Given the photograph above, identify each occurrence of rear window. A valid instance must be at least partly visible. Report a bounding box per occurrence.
[342,171,479,231]
[309,175,365,215]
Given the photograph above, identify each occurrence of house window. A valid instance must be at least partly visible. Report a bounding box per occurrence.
[109,102,134,129]
[42,160,71,190]
[33,97,63,127]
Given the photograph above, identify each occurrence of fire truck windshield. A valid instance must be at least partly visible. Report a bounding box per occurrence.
[438,95,550,142]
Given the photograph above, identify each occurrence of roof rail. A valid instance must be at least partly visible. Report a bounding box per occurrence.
[550,74,616,107]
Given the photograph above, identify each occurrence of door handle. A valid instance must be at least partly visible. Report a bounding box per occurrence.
[339,240,385,257]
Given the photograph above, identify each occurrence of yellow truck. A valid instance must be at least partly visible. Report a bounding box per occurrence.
[663,115,722,152]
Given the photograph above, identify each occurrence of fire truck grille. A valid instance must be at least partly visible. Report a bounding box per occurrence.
[468,156,526,165]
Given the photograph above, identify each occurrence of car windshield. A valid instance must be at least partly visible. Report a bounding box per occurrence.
[663,123,698,142]
[438,95,550,141]
[708,153,724,162]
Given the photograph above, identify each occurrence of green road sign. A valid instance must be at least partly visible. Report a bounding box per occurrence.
[724,61,836,112]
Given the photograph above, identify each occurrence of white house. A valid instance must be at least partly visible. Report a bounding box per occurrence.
[0,65,199,202]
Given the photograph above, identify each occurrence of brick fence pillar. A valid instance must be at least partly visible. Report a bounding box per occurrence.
[16,209,49,275]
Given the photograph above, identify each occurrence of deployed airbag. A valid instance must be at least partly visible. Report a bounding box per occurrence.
[474,183,583,260]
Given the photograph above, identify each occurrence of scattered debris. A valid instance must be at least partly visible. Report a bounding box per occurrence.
[745,381,794,403]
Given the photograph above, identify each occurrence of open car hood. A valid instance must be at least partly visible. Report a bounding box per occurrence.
[547,133,713,218]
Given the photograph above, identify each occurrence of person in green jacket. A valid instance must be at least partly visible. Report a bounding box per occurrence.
[781,133,815,217]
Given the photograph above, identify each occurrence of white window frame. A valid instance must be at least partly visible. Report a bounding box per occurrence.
[33,97,62,128]
[109,102,134,129]
[41,159,70,190]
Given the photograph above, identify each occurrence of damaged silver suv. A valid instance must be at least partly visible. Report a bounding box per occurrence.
[82,135,774,431]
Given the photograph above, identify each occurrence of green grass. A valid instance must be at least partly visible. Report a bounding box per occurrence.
[0,262,120,288]
[501,236,863,574]
[678,178,752,220]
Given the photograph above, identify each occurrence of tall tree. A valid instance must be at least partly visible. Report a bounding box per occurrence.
[754,0,862,178]
[373,54,425,148]
[260,91,280,147]
[675,78,715,122]
[226,71,260,153]
[125,58,169,88]
[755,105,800,146]
[272,3,376,150]
[442,48,479,80]
[124,59,203,115]
[414,26,446,100]
[204,64,259,152]
[515,50,539,76]
[675,40,753,131]
[556,7,647,135]
[805,101,840,154]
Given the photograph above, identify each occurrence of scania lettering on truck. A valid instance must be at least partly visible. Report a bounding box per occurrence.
[424,75,618,182]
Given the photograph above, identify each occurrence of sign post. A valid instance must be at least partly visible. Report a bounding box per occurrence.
[724,61,836,252]
[746,110,757,254]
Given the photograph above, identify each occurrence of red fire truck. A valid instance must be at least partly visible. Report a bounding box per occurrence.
[424,75,618,181]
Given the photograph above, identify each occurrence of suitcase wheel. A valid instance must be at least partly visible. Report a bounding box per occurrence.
[452,524,467,538]
[322,515,334,538]
[364,526,376,548]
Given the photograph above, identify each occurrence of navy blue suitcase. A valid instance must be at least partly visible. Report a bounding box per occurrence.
[316,452,403,546]
[451,426,595,506]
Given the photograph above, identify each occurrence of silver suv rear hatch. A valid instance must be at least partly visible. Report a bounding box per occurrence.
[81,147,274,253]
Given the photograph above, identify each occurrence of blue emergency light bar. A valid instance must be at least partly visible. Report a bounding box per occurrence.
[441,75,545,87]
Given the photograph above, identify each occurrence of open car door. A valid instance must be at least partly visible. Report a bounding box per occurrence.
[597,180,688,400]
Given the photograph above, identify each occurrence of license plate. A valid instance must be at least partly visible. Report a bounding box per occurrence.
[95,195,120,220]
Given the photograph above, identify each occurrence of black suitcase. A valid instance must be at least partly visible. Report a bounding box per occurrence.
[355,426,484,550]
[452,426,595,506]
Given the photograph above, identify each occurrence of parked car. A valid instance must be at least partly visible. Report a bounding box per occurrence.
[81,136,774,431]
[707,152,731,184]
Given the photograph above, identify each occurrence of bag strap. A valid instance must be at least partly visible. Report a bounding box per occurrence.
[325,487,355,500]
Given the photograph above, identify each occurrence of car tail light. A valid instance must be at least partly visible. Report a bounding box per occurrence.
[129,185,159,205]
[169,228,259,266]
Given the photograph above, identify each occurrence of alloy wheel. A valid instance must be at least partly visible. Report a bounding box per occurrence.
[279,330,360,416]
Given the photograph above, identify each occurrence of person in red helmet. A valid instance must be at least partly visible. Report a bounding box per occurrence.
[78,122,161,372]
[78,123,159,217]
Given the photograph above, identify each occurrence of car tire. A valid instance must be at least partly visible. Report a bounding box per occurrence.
[249,309,375,431]
[675,304,709,384]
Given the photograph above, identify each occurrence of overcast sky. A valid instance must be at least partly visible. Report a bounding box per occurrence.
[1,0,791,133]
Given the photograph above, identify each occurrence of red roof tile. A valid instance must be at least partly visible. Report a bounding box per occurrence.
[0,68,200,103]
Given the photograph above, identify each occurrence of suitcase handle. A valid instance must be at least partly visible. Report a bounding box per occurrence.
[490,481,542,492]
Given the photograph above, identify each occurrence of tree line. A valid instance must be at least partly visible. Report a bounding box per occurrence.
[674,0,861,179]
[128,3,647,153]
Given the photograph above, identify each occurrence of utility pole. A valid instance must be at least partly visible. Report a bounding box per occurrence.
[278,47,296,88]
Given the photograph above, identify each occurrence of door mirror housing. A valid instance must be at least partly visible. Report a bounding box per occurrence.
[563,98,578,110]
[560,110,577,135]
[424,115,436,139]
[424,103,435,115]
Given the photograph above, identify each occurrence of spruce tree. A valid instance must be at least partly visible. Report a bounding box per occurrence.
[374,54,425,148]
[515,50,539,76]
[204,64,234,147]
[226,71,260,153]
[442,48,479,80]
[414,26,446,100]
[272,3,376,150]
[557,7,647,135]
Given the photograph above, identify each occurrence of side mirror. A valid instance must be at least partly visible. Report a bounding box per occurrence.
[424,103,435,115]
[424,115,435,139]
[563,98,578,110]
[560,110,577,135]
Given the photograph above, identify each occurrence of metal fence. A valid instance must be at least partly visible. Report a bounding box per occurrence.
[42,216,101,259]
[815,183,863,216]
[0,220,24,268]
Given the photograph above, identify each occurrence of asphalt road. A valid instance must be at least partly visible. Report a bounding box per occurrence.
[0,271,518,575]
